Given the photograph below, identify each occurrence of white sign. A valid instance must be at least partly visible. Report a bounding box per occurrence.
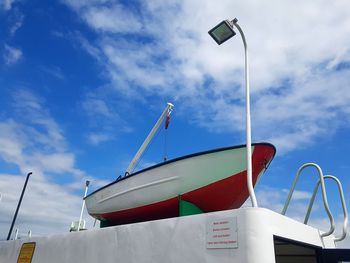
[206,216,238,249]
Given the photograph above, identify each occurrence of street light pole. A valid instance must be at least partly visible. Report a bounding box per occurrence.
[7,172,32,240]
[208,18,258,207]
[232,20,257,207]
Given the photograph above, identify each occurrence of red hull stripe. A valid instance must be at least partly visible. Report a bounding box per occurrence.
[93,145,275,225]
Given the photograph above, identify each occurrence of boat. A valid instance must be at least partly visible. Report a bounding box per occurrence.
[86,143,275,226]
[84,103,275,226]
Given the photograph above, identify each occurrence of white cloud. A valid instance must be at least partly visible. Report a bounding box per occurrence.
[87,132,112,145]
[82,5,142,33]
[0,121,25,165]
[253,68,350,153]
[40,65,65,80]
[11,89,66,152]
[102,41,168,88]
[62,0,110,11]
[62,0,350,153]
[80,90,132,145]
[63,0,142,34]
[10,19,23,35]
[30,153,76,174]
[253,187,308,215]
[0,89,101,238]
[9,11,24,36]
[1,0,15,11]
[3,44,23,65]
[82,96,113,118]
[0,90,83,176]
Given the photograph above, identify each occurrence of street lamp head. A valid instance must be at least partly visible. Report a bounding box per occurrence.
[208,20,236,45]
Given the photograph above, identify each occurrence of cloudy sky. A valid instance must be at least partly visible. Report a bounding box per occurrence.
[0,0,349,246]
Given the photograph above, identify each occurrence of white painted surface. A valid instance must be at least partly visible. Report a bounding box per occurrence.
[0,208,337,263]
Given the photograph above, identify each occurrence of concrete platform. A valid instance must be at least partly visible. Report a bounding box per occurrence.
[0,208,337,263]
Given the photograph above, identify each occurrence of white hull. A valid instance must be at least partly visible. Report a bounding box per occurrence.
[86,145,250,214]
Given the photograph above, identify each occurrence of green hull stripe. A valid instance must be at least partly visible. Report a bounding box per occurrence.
[179,199,203,216]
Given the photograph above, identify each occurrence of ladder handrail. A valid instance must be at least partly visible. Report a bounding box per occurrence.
[281,163,335,237]
[304,175,348,242]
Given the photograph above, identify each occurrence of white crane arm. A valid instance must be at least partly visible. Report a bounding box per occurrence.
[125,103,174,175]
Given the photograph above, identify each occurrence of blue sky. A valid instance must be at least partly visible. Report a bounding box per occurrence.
[0,0,350,246]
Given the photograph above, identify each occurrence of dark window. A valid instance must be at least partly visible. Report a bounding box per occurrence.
[274,236,322,263]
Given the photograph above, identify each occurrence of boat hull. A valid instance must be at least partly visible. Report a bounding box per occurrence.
[85,143,276,225]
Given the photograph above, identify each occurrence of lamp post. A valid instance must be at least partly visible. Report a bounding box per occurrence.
[7,172,32,240]
[208,18,258,207]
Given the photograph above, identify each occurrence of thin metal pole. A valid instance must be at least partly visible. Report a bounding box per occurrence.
[77,180,90,231]
[7,172,32,240]
[232,19,258,207]
[14,228,19,240]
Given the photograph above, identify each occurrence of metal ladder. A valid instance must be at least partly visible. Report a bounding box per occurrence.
[281,163,348,242]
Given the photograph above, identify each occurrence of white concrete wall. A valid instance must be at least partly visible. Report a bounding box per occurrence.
[0,208,334,263]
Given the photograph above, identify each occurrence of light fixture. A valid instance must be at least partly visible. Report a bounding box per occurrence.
[208,18,258,208]
[208,20,236,45]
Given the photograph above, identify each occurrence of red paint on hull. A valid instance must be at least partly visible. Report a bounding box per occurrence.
[93,145,275,226]
[182,143,275,212]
